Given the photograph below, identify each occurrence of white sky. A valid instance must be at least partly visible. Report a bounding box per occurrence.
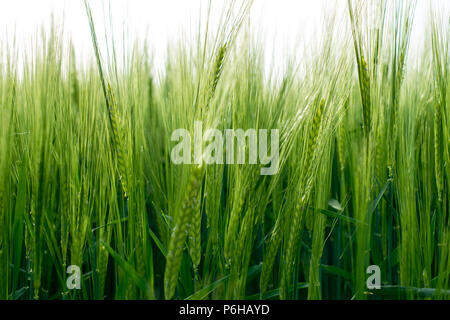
[0,0,448,74]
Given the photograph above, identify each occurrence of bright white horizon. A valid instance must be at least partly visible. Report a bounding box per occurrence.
[0,0,447,75]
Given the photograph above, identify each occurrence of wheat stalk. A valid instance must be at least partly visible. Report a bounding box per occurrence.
[164,165,203,299]
[434,104,444,202]
[280,99,325,299]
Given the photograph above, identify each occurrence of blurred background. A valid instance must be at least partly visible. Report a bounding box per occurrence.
[0,0,447,74]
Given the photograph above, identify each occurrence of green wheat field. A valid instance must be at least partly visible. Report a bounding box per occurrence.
[0,0,449,300]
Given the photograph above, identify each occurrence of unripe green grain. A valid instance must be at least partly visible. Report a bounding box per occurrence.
[434,105,444,202]
[224,190,245,268]
[281,99,324,298]
[136,229,146,278]
[280,198,306,299]
[97,244,109,297]
[375,128,385,186]
[188,193,202,270]
[164,165,203,299]
[360,55,371,135]
[207,44,227,107]
[106,84,129,198]
[230,206,255,298]
[305,100,325,230]
[337,123,346,172]
[260,214,284,296]
[308,100,325,166]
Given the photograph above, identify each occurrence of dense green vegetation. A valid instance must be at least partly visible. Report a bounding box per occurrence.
[0,0,449,300]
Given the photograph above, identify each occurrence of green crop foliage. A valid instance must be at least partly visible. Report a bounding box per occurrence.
[0,0,449,300]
